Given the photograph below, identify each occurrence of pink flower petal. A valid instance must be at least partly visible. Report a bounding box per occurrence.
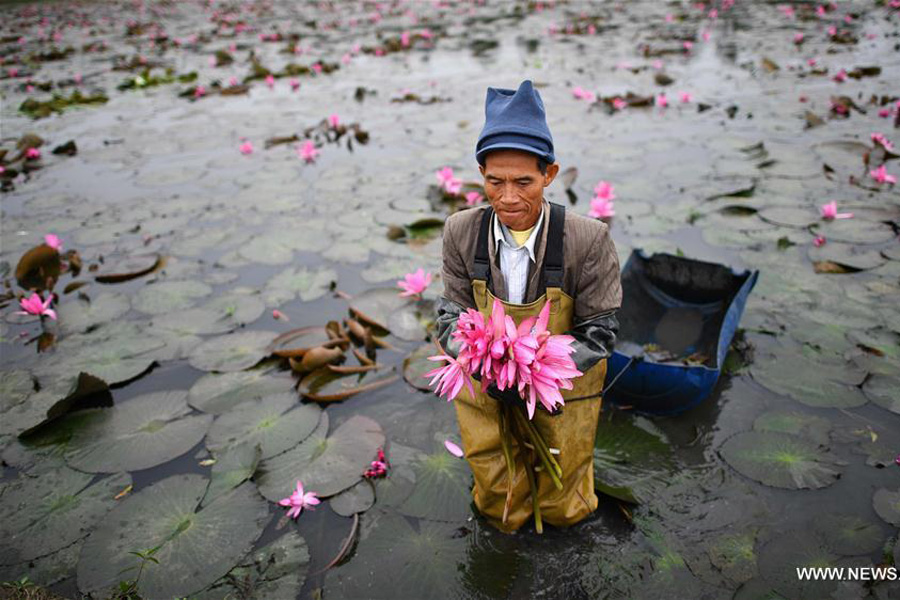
[444,440,464,458]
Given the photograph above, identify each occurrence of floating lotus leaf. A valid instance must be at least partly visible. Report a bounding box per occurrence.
[330,480,375,516]
[64,390,213,473]
[0,467,131,565]
[593,414,677,504]
[830,424,897,468]
[873,487,900,526]
[756,206,819,228]
[1,373,110,439]
[706,531,759,585]
[808,242,886,271]
[403,343,439,391]
[298,368,399,402]
[93,253,161,283]
[238,232,299,265]
[77,474,269,599]
[194,530,309,600]
[57,291,131,335]
[201,442,261,507]
[812,514,884,556]
[269,326,342,358]
[348,287,412,331]
[263,265,337,306]
[188,362,294,414]
[327,513,515,600]
[372,442,418,508]
[133,280,212,314]
[322,241,371,263]
[397,447,471,522]
[387,303,429,341]
[0,369,35,413]
[201,291,266,330]
[752,410,832,445]
[257,413,385,500]
[813,218,896,244]
[206,392,322,459]
[862,374,900,414]
[0,538,83,588]
[719,431,846,489]
[36,331,165,387]
[188,330,278,372]
[15,244,60,292]
[750,348,867,408]
[756,530,866,600]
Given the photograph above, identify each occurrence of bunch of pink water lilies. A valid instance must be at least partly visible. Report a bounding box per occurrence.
[425,298,581,420]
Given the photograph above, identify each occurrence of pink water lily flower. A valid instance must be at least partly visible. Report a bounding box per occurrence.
[44,234,62,250]
[793,32,804,44]
[328,114,340,128]
[827,25,837,36]
[436,166,455,187]
[833,68,847,83]
[194,85,206,98]
[290,77,300,91]
[15,292,56,320]
[444,440,464,458]
[871,133,894,151]
[683,41,693,51]
[870,165,896,184]
[239,141,253,154]
[25,147,41,160]
[278,480,320,520]
[612,97,627,110]
[465,191,484,205]
[820,200,853,220]
[656,93,668,108]
[341,52,352,64]
[679,91,692,103]
[228,76,238,86]
[701,30,711,41]
[424,351,476,401]
[400,30,410,47]
[594,180,616,200]
[813,236,826,247]
[311,63,323,74]
[297,140,319,162]
[397,268,432,297]
[444,177,463,195]
[265,74,275,88]
[588,196,615,218]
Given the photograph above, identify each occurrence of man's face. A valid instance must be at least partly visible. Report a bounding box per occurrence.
[479,149,559,231]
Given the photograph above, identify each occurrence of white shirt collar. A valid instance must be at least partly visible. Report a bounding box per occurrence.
[492,204,545,263]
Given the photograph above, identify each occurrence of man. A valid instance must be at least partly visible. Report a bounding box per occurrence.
[435,79,623,532]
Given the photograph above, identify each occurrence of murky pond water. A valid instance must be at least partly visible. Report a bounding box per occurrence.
[2,0,899,598]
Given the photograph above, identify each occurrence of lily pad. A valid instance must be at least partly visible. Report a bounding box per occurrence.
[348,287,412,331]
[188,362,295,414]
[133,280,212,315]
[752,410,832,445]
[0,369,35,413]
[397,447,471,522]
[0,467,131,565]
[756,530,846,600]
[862,374,900,414]
[757,206,819,228]
[872,487,900,526]
[593,414,677,504]
[201,442,262,507]
[64,390,213,473]
[719,431,846,490]
[807,242,886,272]
[93,253,161,283]
[257,413,385,499]
[813,218,896,244]
[403,343,439,391]
[36,333,165,387]
[750,348,867,408]
[76,474,269,599]
[330,480,376,516]
[812,514,884,556]
[264,266,337,306]
[188,330,278,372]
[205,392,322,459]
[57,292,131,335]
[195,530,309,600]
[298,368,399,402]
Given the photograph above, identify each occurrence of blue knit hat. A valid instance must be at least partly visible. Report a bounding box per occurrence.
[475,79,555,167]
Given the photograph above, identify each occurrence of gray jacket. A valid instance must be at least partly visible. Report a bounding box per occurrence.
[435,198,623,373]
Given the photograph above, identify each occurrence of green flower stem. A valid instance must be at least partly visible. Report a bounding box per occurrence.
[497,404,516,525]
[510,408,563,491]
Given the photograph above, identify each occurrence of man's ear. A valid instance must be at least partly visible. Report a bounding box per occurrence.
[543,162,560,186]
[478,163,485,178]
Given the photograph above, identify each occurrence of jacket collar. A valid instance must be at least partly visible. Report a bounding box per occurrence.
[492,203,545,262]
[486,198,551,304]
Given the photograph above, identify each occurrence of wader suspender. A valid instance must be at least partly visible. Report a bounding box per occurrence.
[473,202,566,293]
